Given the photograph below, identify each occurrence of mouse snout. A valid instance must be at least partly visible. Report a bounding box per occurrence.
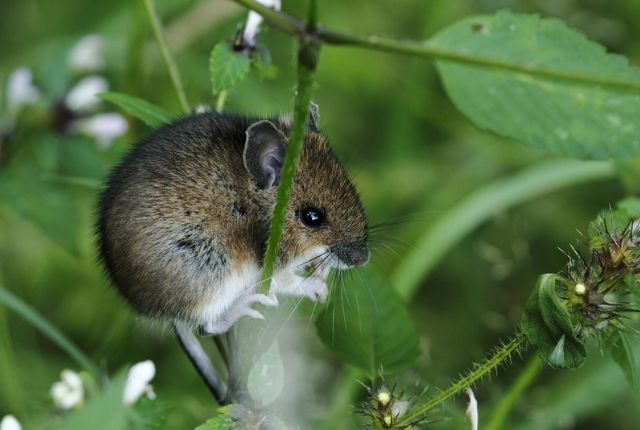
[332,239,370,267]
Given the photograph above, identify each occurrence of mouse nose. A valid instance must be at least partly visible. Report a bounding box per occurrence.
[333,240,370,267]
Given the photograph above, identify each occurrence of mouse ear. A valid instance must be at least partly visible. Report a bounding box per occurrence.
[244,120,287,189]
[308,101,320,131]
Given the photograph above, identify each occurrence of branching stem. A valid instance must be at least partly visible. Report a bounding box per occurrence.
[229,0,640,92]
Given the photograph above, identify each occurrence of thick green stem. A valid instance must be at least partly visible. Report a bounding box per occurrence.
[229,0,640,92]
[143,0,191,113]
[0,286,101,377]
[396,333,528,427]
[486,356,543,430]
[259,37,321,290]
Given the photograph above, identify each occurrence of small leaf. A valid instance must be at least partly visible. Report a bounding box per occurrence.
[210,42,251,96]
[195,405,237,430]
[100,92,172,127]
[131,397,175,430]
[247,342,285,407]
[316,268,420,377]
[522,274,586,369]
[606,331,639,389]
[430,11,640,160]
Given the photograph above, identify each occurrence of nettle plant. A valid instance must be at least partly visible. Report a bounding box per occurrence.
[3,0,640,429]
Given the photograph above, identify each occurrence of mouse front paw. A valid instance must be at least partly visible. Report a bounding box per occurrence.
[199,292,279,335]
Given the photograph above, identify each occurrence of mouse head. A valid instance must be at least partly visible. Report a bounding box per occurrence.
[243,106,369,275]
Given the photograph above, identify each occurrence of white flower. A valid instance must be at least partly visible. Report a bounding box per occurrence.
[0,415,22,430]
[71,113,128,149]
[242,0,281,47]
[123,360,156,405]
[6,68,40,111]
[64,75,108,112]
[465,388,478,430]
[50,370,84,410]
[68,35,105,73]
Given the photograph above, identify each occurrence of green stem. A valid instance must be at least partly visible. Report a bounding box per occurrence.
[486,356,543,430]
[143,0,191,113]
[259,36,321,290]
[215,90,228,113]
[0,286,101,376]
[396,333,528,427]
[392,160,615,300]
[229,0,640,92]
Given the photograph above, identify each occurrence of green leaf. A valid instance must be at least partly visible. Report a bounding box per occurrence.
[195,405,237,430]
[521,274,586,369]
[606,331,639,390]
[247,341,285,408]
[131,397,175,430]
[53,370,128,430]
[430,11,640,160]
[210,42,251,96]
[100,92,172,127]
[316,268,420,377]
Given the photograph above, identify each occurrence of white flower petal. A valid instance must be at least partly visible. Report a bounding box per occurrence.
[123,360,156,405]
[68,35,105,73]
[465,388,478,430]
[71,113,128,149]
[391,400,410,418]
[50,370,84,410]
[6,68,40,110]
[0,415,22,430]
[242,0,281,46]
[64,75,108,112]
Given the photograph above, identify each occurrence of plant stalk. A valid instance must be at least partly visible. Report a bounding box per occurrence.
[396,332,528,427]
[143,0,191,113]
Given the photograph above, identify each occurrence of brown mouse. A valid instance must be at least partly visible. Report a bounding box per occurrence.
[97,106,369,334]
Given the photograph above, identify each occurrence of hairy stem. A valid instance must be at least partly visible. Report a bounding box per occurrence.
[143,0,191,113]
[486,356,543,430]
[0,286,101,377]
[396,332,529,427]
[259,35,321,289]
[229,0,640,92]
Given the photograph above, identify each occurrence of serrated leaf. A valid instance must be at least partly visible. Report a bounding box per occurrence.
[100,92,172,127]
[316,268,420,377]
[522,274,586,369]
[195,405,237,430]
[210,42,251,96]
[430,11,640,160]
[606,331,639,390]
[247,342,284,408]
[131,397,175,430]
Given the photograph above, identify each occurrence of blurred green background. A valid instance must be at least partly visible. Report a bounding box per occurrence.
[1,0,639,428]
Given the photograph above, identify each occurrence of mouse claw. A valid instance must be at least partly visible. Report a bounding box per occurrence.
[244,308,265,320]
[246,293,278,308]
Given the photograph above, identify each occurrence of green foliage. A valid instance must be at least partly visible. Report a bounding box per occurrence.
[431,11,640,160]
[521,274,586,369]
[606,332,638,390]
[194,406,237,430]
[131,398,175,430]
[52,371,128,430]
[247,342,284,408]
[316,269,419,377]
[100,92,173,127]
[210,43,251,97]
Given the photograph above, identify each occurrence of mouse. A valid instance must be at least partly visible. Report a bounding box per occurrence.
[97,105,369,334]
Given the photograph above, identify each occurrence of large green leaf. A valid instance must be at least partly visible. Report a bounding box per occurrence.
[522,274,586,369]
[606,331,638,390]
[430,11,640,160]
[316,268,419,377]
[210,42,251,96]
[100,92,173,127]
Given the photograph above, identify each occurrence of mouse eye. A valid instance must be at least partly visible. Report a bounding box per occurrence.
[300,207,326,228]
